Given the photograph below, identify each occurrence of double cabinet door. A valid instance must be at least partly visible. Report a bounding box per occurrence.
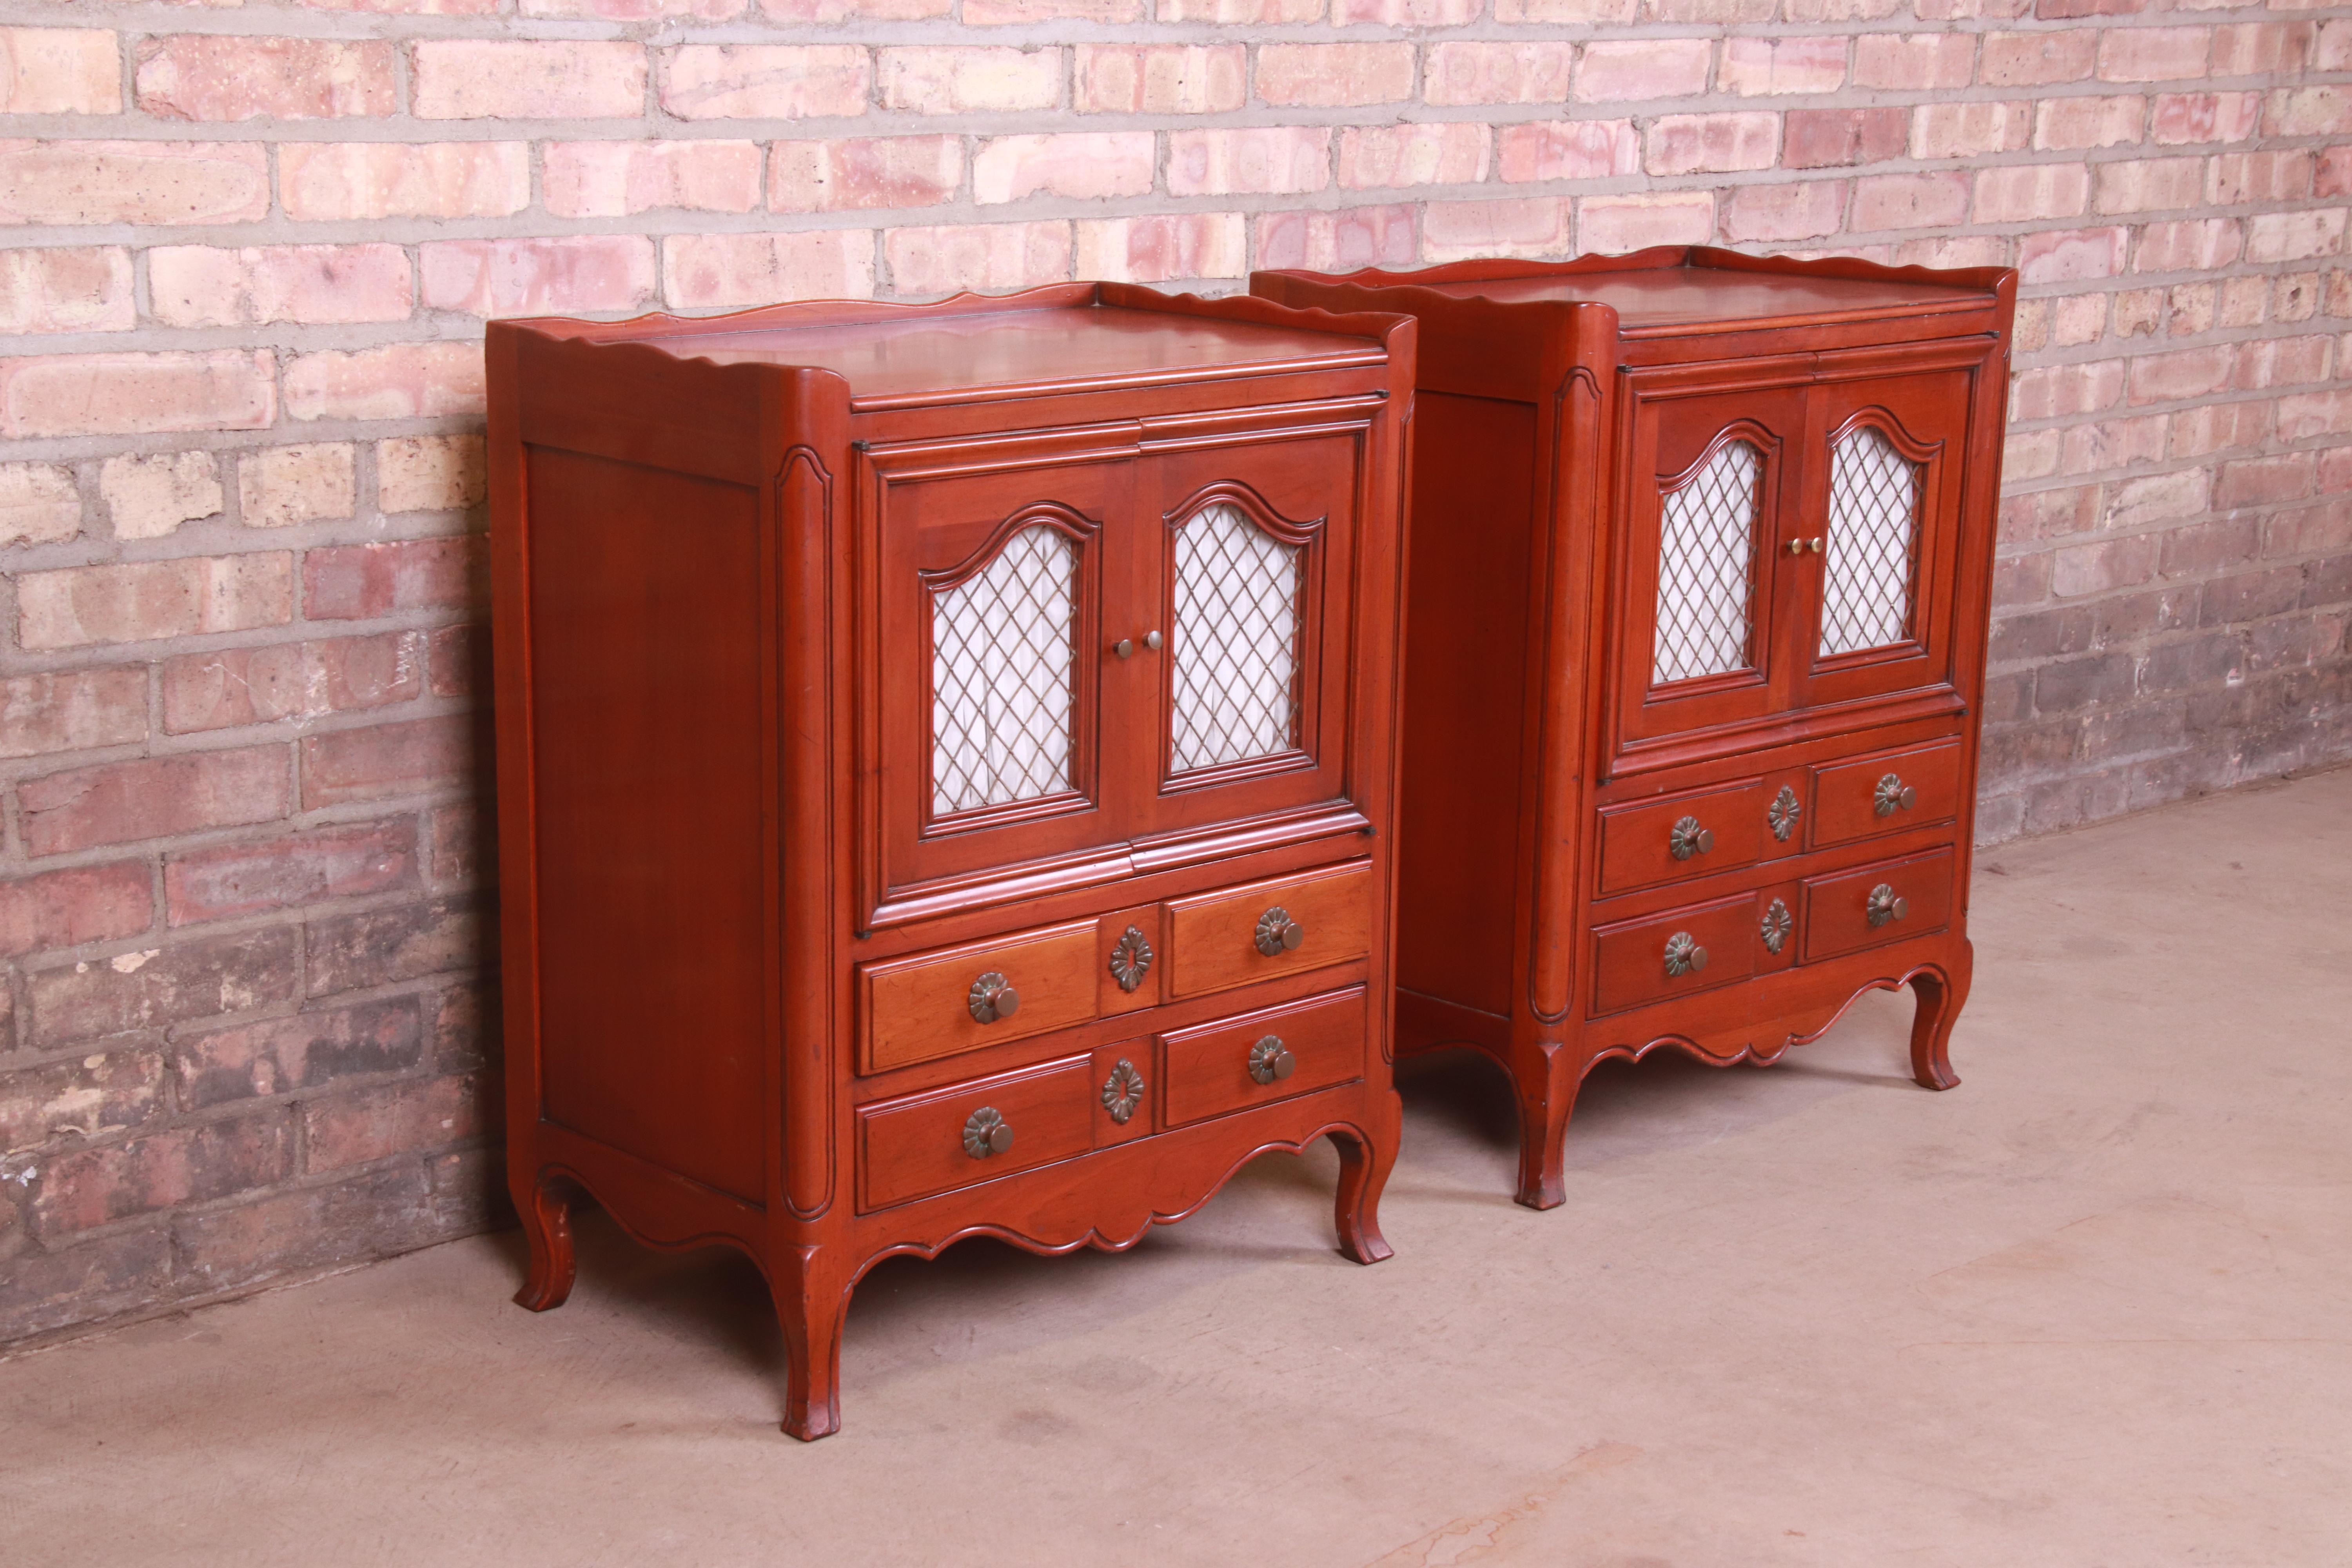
[867,415,1365,896]
[1615,343,1988,750]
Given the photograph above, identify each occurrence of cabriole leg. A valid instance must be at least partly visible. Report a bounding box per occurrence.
[1908,946,1972,1092]
[773,1245,848,1441]
[1513,1039,1580,1212]
[512,1172,577,1313]
[1332,1096,1399,1265]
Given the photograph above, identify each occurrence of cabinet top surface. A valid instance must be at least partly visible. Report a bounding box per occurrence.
[1408,265,1992,334]
[610,303,1385,405]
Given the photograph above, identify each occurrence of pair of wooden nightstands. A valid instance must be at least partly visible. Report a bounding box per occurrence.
[489,247,2015,1437]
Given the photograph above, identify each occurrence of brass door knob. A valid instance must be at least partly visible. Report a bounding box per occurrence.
[1786,537,1824,555]
[1247,1035,1297,1085]
[1873,773,1918,817]
[962,1106,1013,1159]
[967,971,1019,1024]
[1668,814,1714,861]
[1254,906,1305,956]
[1144,630,1163,651]
[1664,930,1708,978]
[1866,884,1909,928]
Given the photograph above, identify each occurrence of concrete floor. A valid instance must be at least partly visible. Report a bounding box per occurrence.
[5,769,2348,1567]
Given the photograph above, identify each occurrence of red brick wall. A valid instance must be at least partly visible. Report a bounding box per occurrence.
[3,2,2348,1343]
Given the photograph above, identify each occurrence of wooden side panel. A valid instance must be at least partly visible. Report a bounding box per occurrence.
[526,447,768,1204]
[1394,391,1534,1017]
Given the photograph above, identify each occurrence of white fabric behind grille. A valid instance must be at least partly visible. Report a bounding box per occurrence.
[930,525,1076,816]
[1819,425,1922,656]
[1170,502,1301,773]
[1653,439,1760,685]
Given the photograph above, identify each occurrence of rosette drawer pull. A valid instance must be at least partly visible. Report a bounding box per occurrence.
[961,1107,1013,1159]
[1254,906,1305,957]
[1247,1035,1297,1085]
[1663,931,1708,978]
[967,971,1020,1024]
[1866,884,1909,929]
[1873,773,1918,818]
[1668,815,1715,861]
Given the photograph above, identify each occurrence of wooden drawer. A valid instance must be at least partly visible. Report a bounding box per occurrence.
[1810,741,1963,849]
[1163,861,1374,999]
[858,1054,1097,1210]
[1802,848,1955,963]
[859,919,1099,1074]
[1590,891,1760,1017]
[1161,986,1366,1129]
[1597,779,1768,896]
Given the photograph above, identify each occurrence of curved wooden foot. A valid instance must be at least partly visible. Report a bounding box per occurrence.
[773,1245,848,1441]
[512,1174,577,1312]
[1908,947,1971,1092]
[1513,1040,1580,1211]
[1331,1099,1398,1265]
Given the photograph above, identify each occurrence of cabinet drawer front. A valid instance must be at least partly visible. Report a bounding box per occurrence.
[1590,892,1760,1016]
[1161,986,1366,1129]
[1810,741,1962,849]
[860,919,1100,1074]
[858,1055,1097,1210]
[1802,848,1955,963]
[1598,780,1768,896]
[1164,861,1374,998]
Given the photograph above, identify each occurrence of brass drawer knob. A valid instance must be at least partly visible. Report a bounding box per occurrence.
[1760,897,1792,955]
[1254,906,1305,957]
[962,1106,1013,1159]
[967,971,1020,1024]
[1663,930,1708,978]
[1668,814,1714,861]
[1768,784,1801,843]
[1873,772,1918,817]
[1247,1034,1297,1085]
[1100,1058,1146,1125]
[1866,884,1909,928]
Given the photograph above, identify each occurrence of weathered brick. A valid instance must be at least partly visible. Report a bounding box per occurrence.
[162,632,423,735]
[172,996,422,1111]
[1428,43,1578,106]
[769,137,962,214]
[2129,343,2236,405]
[1419,197,1573,263]
[300,716,474,809]
[543,140,761,218]
[172,1164,440,1296]
[17,554,291,652]
[1258,44,1416,108]
[0,351,274,440]
[100,451,222,541]
[1717,36,1847,96]
[0,27,123,114]
[303,538,476,623]
[282,344,483,423]
[885,221,1072,293]
[1855,34,1975,90]
[1980,31,2098,87]
[661,45,869,120]
[278,143,529,222]
[1167,128,1330,197]
[0,862,153,959]
[1338,0,1480,18]
[0,142,269,227]
[1721,181,1847,244]
[2136,218,2242,272]
[1254,205,1416,272]
[0,461,80,547]
[1496,121,1640,182]
[1777,108,1899,169]
[2094,158,2207,215]
[0,669,147,761]
[237,444,355,530]
[426,808,490,895]
[973,133,1156,205]
[1914,102,2031,161]
[1579,192,1716,254]
[32,1110,294,1235]
[30,927,301,1050]
[2152,90,2260,146]
[760,0,948,16]
[135,37,396,122]
[1572,40,1710,102]
[1342,123,1492,190]
[1975,163,2089,223]
[2098,27,2213,83]
[2210,151,2313,207]
[303,1074,484,1174]
[664,231,876,307]
[2246,209,2348,265]
[148,245,412,328]
[2018,226,2130,283]
[2011,360,2125,420]
[1073,45,1245,115]
[20,747,292,857]
[965,0,1138,18]
[877,48,1059,114]
[2053,534,2161,598]
[0,247,133,336]
[1645,113,1779,176]
[426,625,481,701]
[2216,454,2316,510]
[419,236,656,317]
[2036,95,2147,151]
[0,1050,163,1154]
[412,40,646,120]
[1851,173,1971,232]
[307,898,483,995]
[378,436,486,516]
